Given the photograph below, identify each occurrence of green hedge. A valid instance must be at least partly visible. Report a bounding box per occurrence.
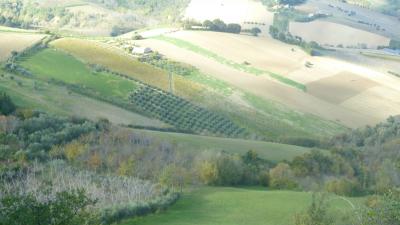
[99,192,180,224]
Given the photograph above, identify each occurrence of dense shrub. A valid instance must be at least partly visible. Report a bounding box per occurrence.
[0,189,97,225]
[202,19,242,34]
[0,93,16,116]
[324,178,362,197]
[269,163,297,190]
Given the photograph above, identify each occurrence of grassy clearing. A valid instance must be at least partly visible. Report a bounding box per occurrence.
[19,48,137,99]
[131,129,313,162]
[154,35,306,91]
[242,93,348,138]
[121,187,364,225]
[0,71,166,127]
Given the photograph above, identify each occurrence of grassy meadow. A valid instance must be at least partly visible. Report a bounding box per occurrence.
[19,48,137,99]
[0,70,166,127]
[121,187,364,225]
[132,129,315,162]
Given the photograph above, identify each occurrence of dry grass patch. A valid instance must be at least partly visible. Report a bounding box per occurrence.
[289,21,390,49]
[184,0,273,34]
[0,33,45,61]
[307,72,378,104]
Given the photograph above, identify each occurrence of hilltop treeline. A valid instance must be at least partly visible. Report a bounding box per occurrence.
[0,0,189,35]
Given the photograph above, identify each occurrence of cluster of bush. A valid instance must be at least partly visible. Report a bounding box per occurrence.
[100,192,180,224]
[0,92,16,116]
[130,85,247,137]
[138,52,195,76]
[269,26,322,55]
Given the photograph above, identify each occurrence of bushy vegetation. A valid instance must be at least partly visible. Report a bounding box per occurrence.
[138,52,195,77]
[0,102,179,224]
[269,12,324,56]
[269,25,322,56]
[0,188,97,225]
[0,111,96,162]
[130,86,246,137]
[201,19,242,34]
[1,161,175,224]
[0,93,16,116]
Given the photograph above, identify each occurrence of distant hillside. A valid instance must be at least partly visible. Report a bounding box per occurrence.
[0,0,189,36]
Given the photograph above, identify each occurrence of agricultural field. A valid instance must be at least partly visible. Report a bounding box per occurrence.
[289,21,390,49]
[137,30,400,128]
[0,70,166,127]
[0,32,46,61]
[295,0,400,39]
[51,38,205,100]
[51,37,347,139]
[131,129,315,162]
[184,0,273,35]
[121,187,364,225]
[19,48,137,99]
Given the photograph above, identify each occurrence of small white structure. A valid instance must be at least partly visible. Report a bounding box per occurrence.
[132,47,152,55]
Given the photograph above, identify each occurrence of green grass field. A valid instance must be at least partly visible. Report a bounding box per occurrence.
[121,187,364,225]
[19,48,137,99]
[132,129,316,161]
[0,71,166,127]
[154,35,307,91]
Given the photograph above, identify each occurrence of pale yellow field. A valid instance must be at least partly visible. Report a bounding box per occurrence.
[137,30,400,128]
[0,33,46,61]
[184,0,273,35]
[289,21,390,49]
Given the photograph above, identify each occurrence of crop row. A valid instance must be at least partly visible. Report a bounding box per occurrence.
[129,86,246,137]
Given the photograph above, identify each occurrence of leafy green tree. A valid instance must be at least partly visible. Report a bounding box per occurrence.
[0,189,98,225]
[269,163,297,189]
[226,23,241,34]
[250,27,262,36]
[0,92,16,115]
[212,19,227,32]
[359,190,400,225]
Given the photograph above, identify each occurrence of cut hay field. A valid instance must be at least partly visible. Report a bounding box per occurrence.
[137,30,400,128]
[289,21,390,49]
[0,71,166,127]
[121,187,364,225]
[131,129,315,162]
[0,32,45,61]
[184,0,273,35]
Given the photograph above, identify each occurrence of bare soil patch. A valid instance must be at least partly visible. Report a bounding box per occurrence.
[307,72,378,104]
